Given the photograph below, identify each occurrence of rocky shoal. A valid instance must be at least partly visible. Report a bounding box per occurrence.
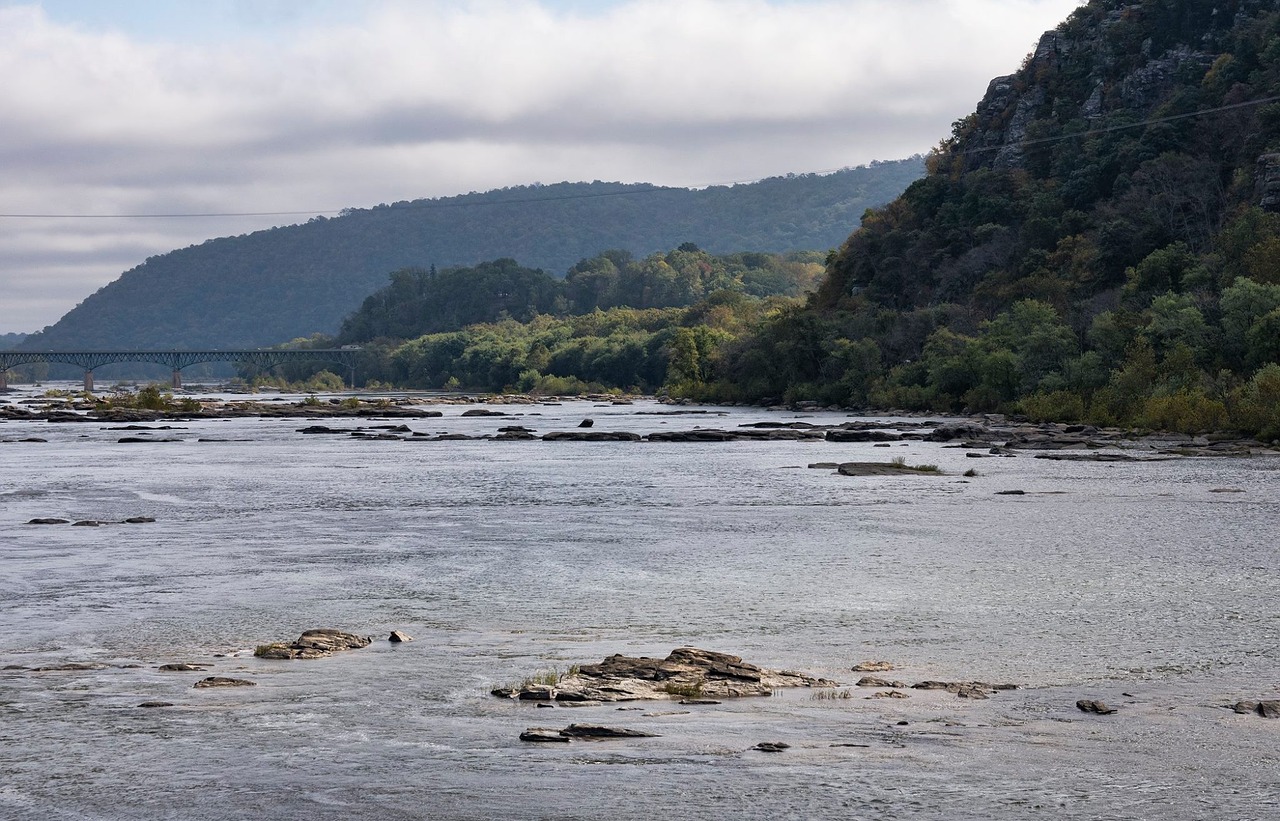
[1,395,1275,456]
[492,647,838,702]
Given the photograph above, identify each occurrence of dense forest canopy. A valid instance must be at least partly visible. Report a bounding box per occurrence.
[335,247,823,345]
[17,160,922,351]
[257,247,821,395]
[691,0,1280,438]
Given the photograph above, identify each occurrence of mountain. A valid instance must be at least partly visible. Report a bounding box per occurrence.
[19,160,923,351]
[707,0,1280,435]
[0,333,26,350]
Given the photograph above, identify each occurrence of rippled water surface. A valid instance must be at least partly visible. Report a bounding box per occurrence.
[2,394,1278,820]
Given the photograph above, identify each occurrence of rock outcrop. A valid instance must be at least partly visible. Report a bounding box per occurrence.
[494,647,835,702]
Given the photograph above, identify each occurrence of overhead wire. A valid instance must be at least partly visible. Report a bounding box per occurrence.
[2,92,1277,220]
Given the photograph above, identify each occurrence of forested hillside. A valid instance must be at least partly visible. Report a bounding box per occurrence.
[694,0,1280,437]
[18,160,922,350]
[261,247,822,394]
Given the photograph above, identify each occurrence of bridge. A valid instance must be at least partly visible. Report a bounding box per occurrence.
[0,349,361,392]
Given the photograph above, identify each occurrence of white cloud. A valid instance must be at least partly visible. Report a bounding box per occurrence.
[0,0,1083,334]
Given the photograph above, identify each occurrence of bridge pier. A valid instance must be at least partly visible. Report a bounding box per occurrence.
[84,370,94,393]
[171,369,182,390]
[0,371,7,391]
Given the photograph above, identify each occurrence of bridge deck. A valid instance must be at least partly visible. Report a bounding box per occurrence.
[0,349,359,391]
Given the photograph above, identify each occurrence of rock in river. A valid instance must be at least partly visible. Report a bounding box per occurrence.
[193,677,256,688]
[254,628,372,660]
[753,742,791,753]
[1076,699,1117,715]
[520,728,570,743]
[497,647,836,702]
[1234,700,1280,718]
[559,724,657,739]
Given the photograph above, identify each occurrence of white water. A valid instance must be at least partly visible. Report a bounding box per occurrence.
[2,393,1278,820]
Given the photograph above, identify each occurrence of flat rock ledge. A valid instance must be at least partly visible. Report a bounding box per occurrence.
[494,647,836,702]
[254,628,372,660]
[855,677,1018,700]
[520,724,658,743]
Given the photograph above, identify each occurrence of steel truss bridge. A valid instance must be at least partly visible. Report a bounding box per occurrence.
[0,349,360,392]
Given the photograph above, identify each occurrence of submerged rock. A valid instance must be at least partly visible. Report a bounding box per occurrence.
[254,628,372,660]
[27,518,70,525]
[193,676,256,688]
[542,431,641,442]
[34,662,106,672]
[851,661,896,672]
[158,663,210,672]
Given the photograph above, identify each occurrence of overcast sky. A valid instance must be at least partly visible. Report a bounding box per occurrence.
[0,0,1084,335]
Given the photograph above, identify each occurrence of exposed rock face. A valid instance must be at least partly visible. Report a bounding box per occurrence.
[254,629,372,660]
[497,647,835,703]
[1258,154,1280,212]
[388,630,413,643]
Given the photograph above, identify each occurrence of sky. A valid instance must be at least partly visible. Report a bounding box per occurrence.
[0,0,1085,335]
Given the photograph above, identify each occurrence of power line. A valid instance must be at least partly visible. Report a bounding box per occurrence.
[2,92,1275,220]
[953,93,1280,156]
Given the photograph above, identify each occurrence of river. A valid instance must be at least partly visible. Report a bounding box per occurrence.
[1,391,1277,820]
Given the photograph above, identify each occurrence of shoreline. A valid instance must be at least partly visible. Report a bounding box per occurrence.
[1,390,1276,456]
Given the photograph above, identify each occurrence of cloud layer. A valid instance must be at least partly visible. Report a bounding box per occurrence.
[0,0,1083,333]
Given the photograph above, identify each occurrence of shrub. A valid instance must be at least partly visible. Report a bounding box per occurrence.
[1229,363,1280,440]
[1020,390,1087,423]
[1139,390,1228,434]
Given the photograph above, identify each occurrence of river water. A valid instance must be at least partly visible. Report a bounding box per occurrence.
[1,392,1277,820]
